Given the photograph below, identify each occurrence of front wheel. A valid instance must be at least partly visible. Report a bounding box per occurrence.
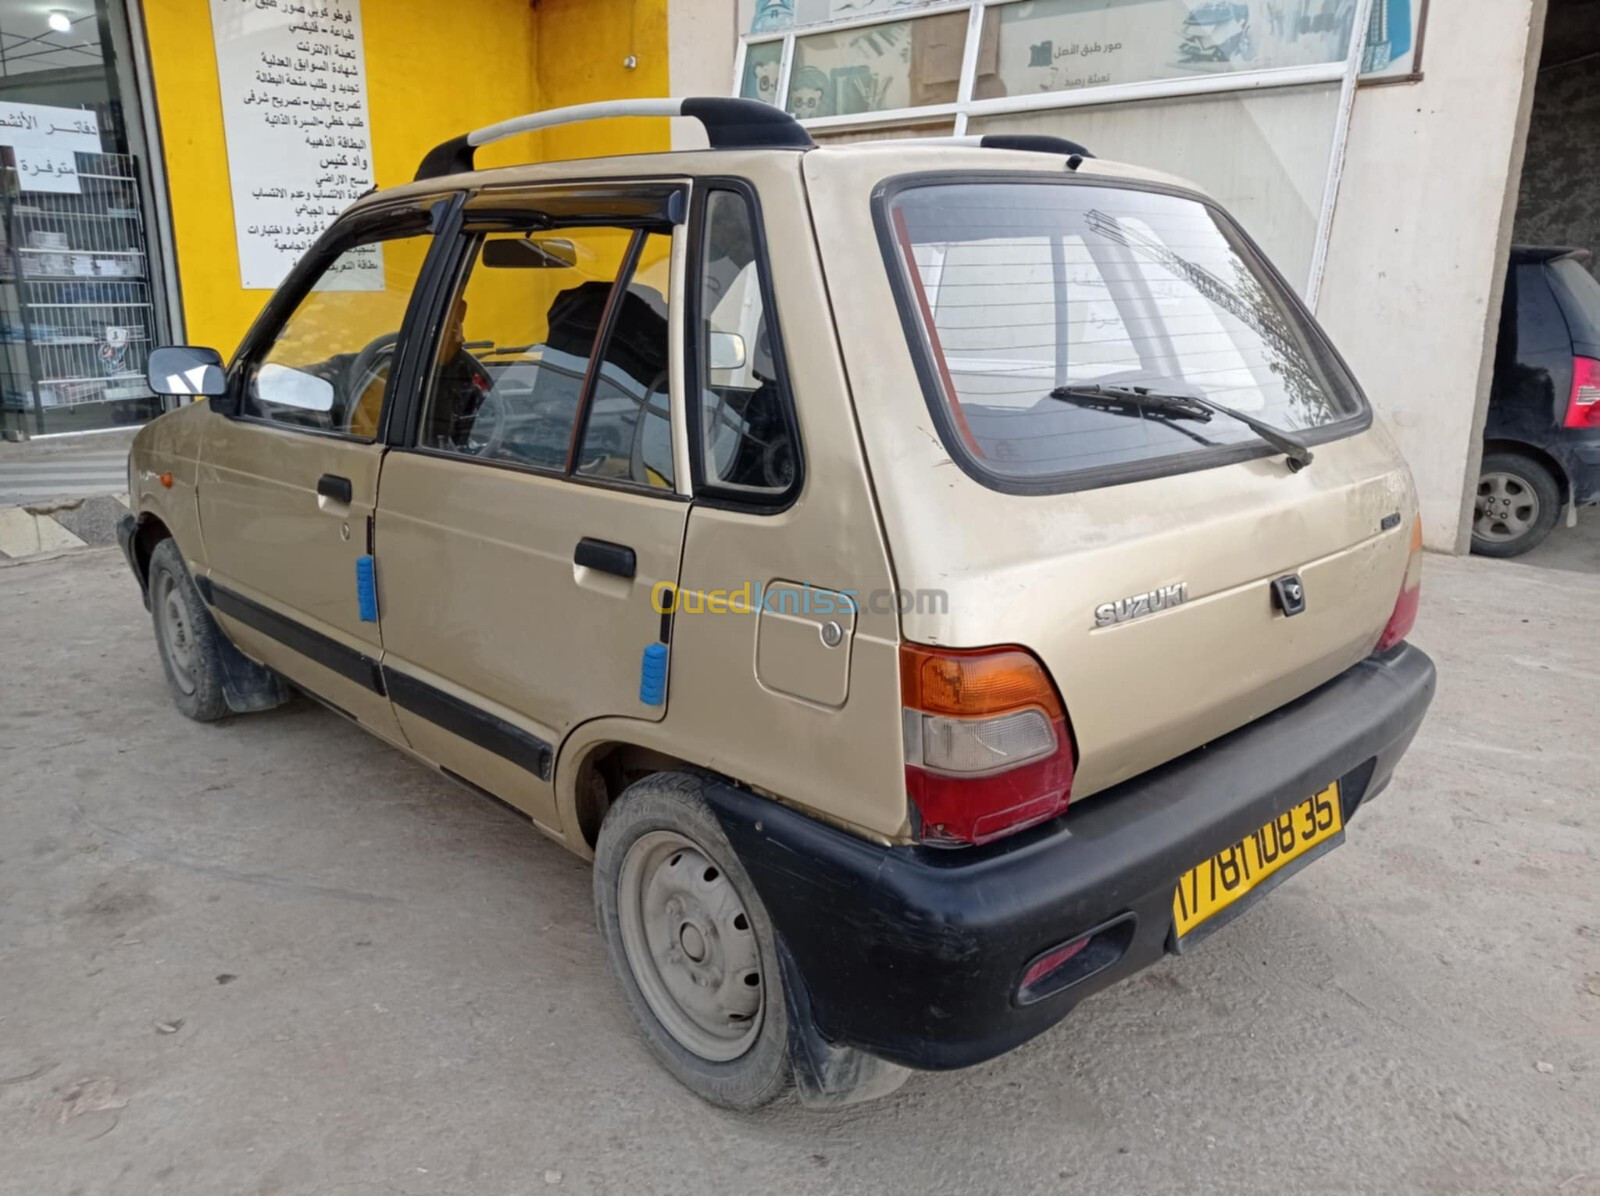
[147,538,230,721]
[1473,451,1562,557]
[594,772,792,1110]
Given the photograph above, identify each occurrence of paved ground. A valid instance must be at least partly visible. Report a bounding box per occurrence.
[0,430,135,506]
[1519,510,1600,574]
[1,547,1596,1196]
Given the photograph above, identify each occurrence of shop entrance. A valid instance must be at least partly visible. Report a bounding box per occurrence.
[0,0,168,438]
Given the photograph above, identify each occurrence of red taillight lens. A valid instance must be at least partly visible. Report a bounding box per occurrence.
[901,644,1075,846]
[1376,515,1423,652]
[1564,356,1600,428]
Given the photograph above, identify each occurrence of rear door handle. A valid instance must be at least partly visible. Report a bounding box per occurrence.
[574,537,636,579]
[317,474,353,503]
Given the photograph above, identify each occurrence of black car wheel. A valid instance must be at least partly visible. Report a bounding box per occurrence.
[1472,451,1562,558]
[148,538,231,721]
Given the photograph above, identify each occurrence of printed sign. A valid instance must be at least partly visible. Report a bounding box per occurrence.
[210,0,379,290]
[0,100,101,195]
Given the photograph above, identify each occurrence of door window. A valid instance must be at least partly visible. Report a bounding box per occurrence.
[576,233,674,488]
[695,191,800,500]
[244,230,434,439]
[419,225,675,490]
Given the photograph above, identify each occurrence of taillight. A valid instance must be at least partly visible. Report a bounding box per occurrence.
[1376,515,1423,652]
[1564,356,1600,428]
[900,643,1075,846]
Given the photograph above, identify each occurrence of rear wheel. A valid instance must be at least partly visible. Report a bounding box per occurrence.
[594,772,791,1110]
[1473,451,1561,558]
[147,538,230,722]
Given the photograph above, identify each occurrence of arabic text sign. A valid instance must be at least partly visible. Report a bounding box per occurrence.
[0,101,102,194]
[210,0,378,290]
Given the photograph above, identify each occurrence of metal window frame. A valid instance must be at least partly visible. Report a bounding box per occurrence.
[733,0,1376,302]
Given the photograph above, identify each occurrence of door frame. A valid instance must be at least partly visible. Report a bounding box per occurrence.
[220,190,467,437]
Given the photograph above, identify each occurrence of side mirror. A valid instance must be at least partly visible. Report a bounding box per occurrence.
[148,345,226,397]
[708,331,746,371]
[255,363,335,413]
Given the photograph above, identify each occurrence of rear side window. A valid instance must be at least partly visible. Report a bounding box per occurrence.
[693,189,800,501]
[882,180,1366,489]
[1547,257,1600,344]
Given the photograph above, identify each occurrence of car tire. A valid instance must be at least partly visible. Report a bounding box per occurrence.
[147,538,231,722]
[594,771,793,1110]
[1472,451,1562,558]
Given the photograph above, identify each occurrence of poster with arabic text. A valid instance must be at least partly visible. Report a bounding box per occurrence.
[210,0,378,290]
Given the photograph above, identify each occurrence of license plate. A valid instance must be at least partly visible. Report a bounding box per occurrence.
[1172,783,1343,944]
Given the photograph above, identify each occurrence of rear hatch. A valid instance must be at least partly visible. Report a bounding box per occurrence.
[806,149,1417,799]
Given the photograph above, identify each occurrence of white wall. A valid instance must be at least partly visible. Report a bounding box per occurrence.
[1317,0,1548,551]
[668,0,742,147]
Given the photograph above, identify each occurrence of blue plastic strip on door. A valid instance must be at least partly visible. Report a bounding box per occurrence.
[639,642,668,706]
[356,555,378,623]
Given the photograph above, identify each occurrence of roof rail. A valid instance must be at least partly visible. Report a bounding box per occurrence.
[865,133,1095,164]
[414,98,814,181]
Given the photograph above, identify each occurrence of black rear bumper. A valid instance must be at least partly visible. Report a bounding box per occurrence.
[704,643,1436,1072]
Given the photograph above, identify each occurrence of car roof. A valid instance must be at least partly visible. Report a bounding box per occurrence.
[359,141,1210,215]
[1511,245,1593,265]
[353,97,1213,215]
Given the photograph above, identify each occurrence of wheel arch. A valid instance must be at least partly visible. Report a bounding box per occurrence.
[1481,438,1571,504]
[129,511,173,592]
[556,722,716,859]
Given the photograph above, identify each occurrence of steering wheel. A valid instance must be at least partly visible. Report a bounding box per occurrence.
[463,380,507,457]
[343,332,401,406]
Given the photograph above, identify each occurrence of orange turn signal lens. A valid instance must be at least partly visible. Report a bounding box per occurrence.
[159,472,174,489]
[899,643,1064,720]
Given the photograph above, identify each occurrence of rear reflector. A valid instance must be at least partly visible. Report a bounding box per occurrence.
[901,644,1075,846]
[1564,356,1600,428]
[1015,915,1138,1005]
[1019,936,1091,991]
[1376,515,1423,652]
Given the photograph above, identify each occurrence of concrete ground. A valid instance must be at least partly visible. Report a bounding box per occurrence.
[1,548,1596,1196]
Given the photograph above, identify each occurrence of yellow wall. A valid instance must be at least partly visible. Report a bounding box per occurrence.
[531,0,671,165]
[142,0,670,358]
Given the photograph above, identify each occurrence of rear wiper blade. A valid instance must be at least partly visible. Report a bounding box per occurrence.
[1050,384,1314,472]
[1049,384,1213,422]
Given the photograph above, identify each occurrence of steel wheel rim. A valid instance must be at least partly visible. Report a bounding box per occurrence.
[1475,471,1539,542]
[617,830,763,1061]
[155,572,198,695]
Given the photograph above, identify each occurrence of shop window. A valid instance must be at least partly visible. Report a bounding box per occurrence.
[787,11,969,118]
[741,40,784,106]
[0,0,170,438]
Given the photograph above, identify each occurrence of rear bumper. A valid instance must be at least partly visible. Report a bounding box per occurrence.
[1569,441,1600,504]
[705,642,1436,1072]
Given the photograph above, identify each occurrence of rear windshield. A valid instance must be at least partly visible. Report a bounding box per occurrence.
[882,180,1366,489]
[1548,257,1600,343]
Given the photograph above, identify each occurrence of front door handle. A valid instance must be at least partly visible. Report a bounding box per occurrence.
[317,474,353,503]
[575,537,636,579]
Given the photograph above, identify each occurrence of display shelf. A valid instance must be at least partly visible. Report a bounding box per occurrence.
[1,151,164,427]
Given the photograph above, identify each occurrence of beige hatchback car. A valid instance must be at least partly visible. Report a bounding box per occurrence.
[120,98,1435,1109]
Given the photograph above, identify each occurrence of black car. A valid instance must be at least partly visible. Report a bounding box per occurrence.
[1479,246,1600,556]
